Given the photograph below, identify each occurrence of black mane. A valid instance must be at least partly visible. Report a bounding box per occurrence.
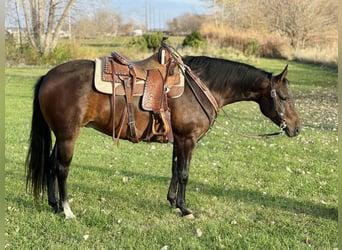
[183,56,272,92]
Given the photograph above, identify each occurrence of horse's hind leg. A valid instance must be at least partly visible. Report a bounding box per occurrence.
[52,133,79,219]
[48,144,60,213]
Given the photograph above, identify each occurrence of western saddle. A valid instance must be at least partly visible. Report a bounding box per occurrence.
[97,39,185,143]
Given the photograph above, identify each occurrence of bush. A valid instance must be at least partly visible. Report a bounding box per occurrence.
[128,37,148,50]
[42,43,73,65]
[6,32,73,66]
[5,33,35,65]
[6,42,40,65]
[128,32,165,52]
[259,41,283,58]
[143,32,165,51]
[244,39,260,56]
[5,33,18,63]
[182,31,205,48]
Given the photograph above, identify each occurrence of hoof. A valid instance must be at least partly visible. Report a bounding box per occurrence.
[62,201,75,219]
[52,206,60,214]
[175,207,194,218]
[65,213,76,219]
[49,202,62,214]
[174,208,182,214]
[183,213,195,219]
[168,198,176,208]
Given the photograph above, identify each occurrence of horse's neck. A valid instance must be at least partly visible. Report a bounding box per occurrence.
[210,79,267,107]
[185,56,269,108]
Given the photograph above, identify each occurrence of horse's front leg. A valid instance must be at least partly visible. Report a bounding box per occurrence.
[167,144,178,207]
[175,136,196,216]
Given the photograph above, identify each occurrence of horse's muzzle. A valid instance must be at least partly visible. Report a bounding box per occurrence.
[284,121,301,137]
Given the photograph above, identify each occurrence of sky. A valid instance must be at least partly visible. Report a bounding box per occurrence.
[109,0,209,30]
[5,0,210,30]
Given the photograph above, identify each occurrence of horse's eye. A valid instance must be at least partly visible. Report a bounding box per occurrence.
[279,94,287,101]
[277,91,288,101]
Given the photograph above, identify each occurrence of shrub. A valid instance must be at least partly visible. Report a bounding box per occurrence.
[128,32,164,52]
[42,43,73,65]
[244,39,260,56]
[182,31,205,48]
[127,37,148,50]
[6,32,73,66]
[4,33,37,65]
[143,32,165,51]
[5,33,18,63]
[259,41,283,58]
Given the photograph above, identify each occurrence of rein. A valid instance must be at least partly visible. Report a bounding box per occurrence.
[219,108,284,139]
[184,65,219,124]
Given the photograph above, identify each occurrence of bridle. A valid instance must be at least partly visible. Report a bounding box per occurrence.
[219,77,288,139]
[270,77,287,131]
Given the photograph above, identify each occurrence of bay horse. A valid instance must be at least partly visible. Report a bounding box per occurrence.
[26,53,301,218]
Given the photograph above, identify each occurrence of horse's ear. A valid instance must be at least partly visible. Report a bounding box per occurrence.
[275,65,288,82]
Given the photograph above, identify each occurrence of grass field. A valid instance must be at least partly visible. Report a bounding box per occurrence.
[5,54,337,248]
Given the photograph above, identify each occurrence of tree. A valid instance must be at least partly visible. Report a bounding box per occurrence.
[72,10,132,38]
[167,13,207,35]
[205,0,242,29]
[19,0,76,54]
[205,0,337,48]
[72,11,115,38]
[262,0,337,48]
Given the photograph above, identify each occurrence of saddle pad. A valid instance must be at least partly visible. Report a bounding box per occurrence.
[94,58,145,96]
[94,58,185,98]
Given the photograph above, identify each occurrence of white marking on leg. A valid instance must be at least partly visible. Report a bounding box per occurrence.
[62,201,75,219]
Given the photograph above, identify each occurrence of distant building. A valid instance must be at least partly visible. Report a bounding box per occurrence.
[133,29,143,36]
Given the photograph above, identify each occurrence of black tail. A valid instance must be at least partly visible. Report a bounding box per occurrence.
[26,76,52,199]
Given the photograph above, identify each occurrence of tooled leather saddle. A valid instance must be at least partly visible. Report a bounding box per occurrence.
[94,40,185,143]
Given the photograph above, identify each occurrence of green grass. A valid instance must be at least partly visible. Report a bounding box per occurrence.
[63,36,185,60]
[5,56,337,249]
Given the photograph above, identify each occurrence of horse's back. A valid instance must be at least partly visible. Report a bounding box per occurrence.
[42,59,94,87]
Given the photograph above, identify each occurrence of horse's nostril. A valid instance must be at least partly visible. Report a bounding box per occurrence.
[295,126,300,135]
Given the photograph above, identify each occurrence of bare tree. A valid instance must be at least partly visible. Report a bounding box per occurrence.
[93,11,122,37]
[167,13,208,35]
[72,10,136,38]
[206,0,242,28]
[262,0,337,48]
[71,17,95,38]
[205,0,337,48]
[18,0,76,54]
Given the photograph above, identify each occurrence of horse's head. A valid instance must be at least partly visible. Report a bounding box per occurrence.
[259,65,301,137]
